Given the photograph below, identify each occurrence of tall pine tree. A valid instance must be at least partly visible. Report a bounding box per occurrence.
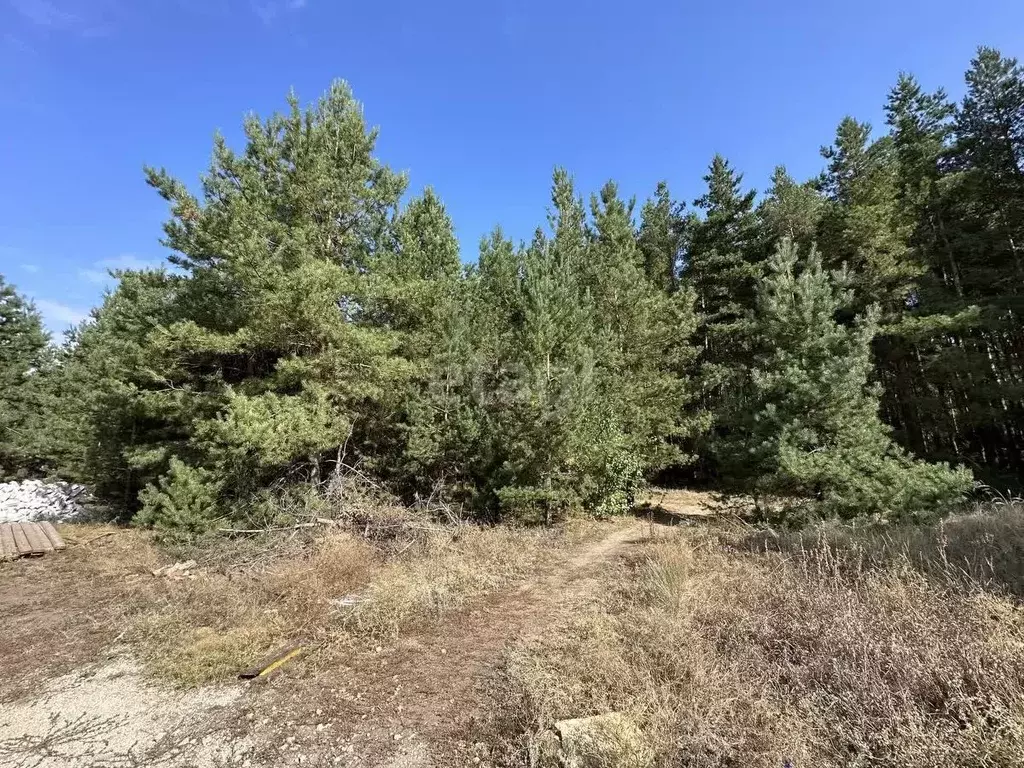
[722,240,971,523]
[637,181,683,293]
[817,117,922,316]
[683,155,763,475]
[931,48,1024,479]
[0,276,51,478]
[57,82,413,530]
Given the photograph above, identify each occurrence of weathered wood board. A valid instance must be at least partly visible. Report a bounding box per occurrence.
[0,522,67,560]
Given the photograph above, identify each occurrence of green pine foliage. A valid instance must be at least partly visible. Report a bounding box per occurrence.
[20,48,1024,531]
[758,166,822,251]
[132,82,414,529]
[387,188,476,495]
[686,155,763,369]
[682,155,765,475]
[724,240,972,523]
[136,457,221,535]
[932,48,1024,477]
[461,173,700,521]
[393,171,701,522]
[638,181,683,292]
[0,275,52,478]
[817,117,922,317]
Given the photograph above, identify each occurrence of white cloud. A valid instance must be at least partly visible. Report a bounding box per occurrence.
[9,0,78,30]
[35,298,88,332]
[80,253,163,285]
[252,0,310,25]
[9,0,112,38]
[2,33,37,58]
[20,263,39,273]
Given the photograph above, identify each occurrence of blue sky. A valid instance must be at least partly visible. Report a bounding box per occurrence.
[2,0,1023,336]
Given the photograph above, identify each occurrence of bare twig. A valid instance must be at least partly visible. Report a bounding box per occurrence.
[217,522,318,535]
[77,531,118,546]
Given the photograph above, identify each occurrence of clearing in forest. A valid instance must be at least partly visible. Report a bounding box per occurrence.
[0,515,655,767]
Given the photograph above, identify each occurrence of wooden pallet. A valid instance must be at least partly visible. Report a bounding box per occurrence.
[0,521,67,561]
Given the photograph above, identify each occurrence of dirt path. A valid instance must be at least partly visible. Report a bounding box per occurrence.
[243,521,648,767]
[0,521,651,768]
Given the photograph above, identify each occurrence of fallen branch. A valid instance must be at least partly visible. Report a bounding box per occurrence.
[346,521,449,533]
[78,530,118,546]
[217,522,318,535]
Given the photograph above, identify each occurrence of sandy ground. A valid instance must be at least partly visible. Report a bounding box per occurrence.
[639,488,726,518]
[0,520,657,768]
[0,659,250,767]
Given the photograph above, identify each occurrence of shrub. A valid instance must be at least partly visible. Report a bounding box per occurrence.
[137,458,222,537]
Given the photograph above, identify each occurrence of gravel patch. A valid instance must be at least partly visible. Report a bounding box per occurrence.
[0,659,252,767]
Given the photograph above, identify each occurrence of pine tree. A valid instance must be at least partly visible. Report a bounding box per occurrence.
[929,47,1024,479]
[489,171,598,521]
[588,180,699,481]
[387,188,478,498]
[724,239,972,523]
[637,181,682,292]
[0,275,51,478]
[757,166,822,251]
[57,82,413,528]
[43,269,190,511]
[887,74,955,213]
[877,74,969,466]
[947,47,1024,299]
[683,155,763,474]
[687,156,762,342]
[817,117,922,316]
[454,172,700,521]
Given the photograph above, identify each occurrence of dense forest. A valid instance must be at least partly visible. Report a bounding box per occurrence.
[2,47,1022,532]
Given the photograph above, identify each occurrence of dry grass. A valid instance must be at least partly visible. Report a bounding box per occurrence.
[136,521,593,685]
[505,506,1024,767]
[0,524,164,701]
[348,523,594,638]
[741,502,1024,597]
[2,505,602,691]
[132,531,378,685]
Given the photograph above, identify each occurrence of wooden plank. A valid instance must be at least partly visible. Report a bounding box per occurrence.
[20,523,44,554]
[38,521,66,550]
[0,524,17,561]
[22,522,53,554]
[11,524,33,556]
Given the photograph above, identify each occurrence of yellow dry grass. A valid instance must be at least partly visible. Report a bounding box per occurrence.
[0,513,606,689]
[505,510,1024,768]
[133,521,597,685]
[348,523,596,638]
[131,532,377,685]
